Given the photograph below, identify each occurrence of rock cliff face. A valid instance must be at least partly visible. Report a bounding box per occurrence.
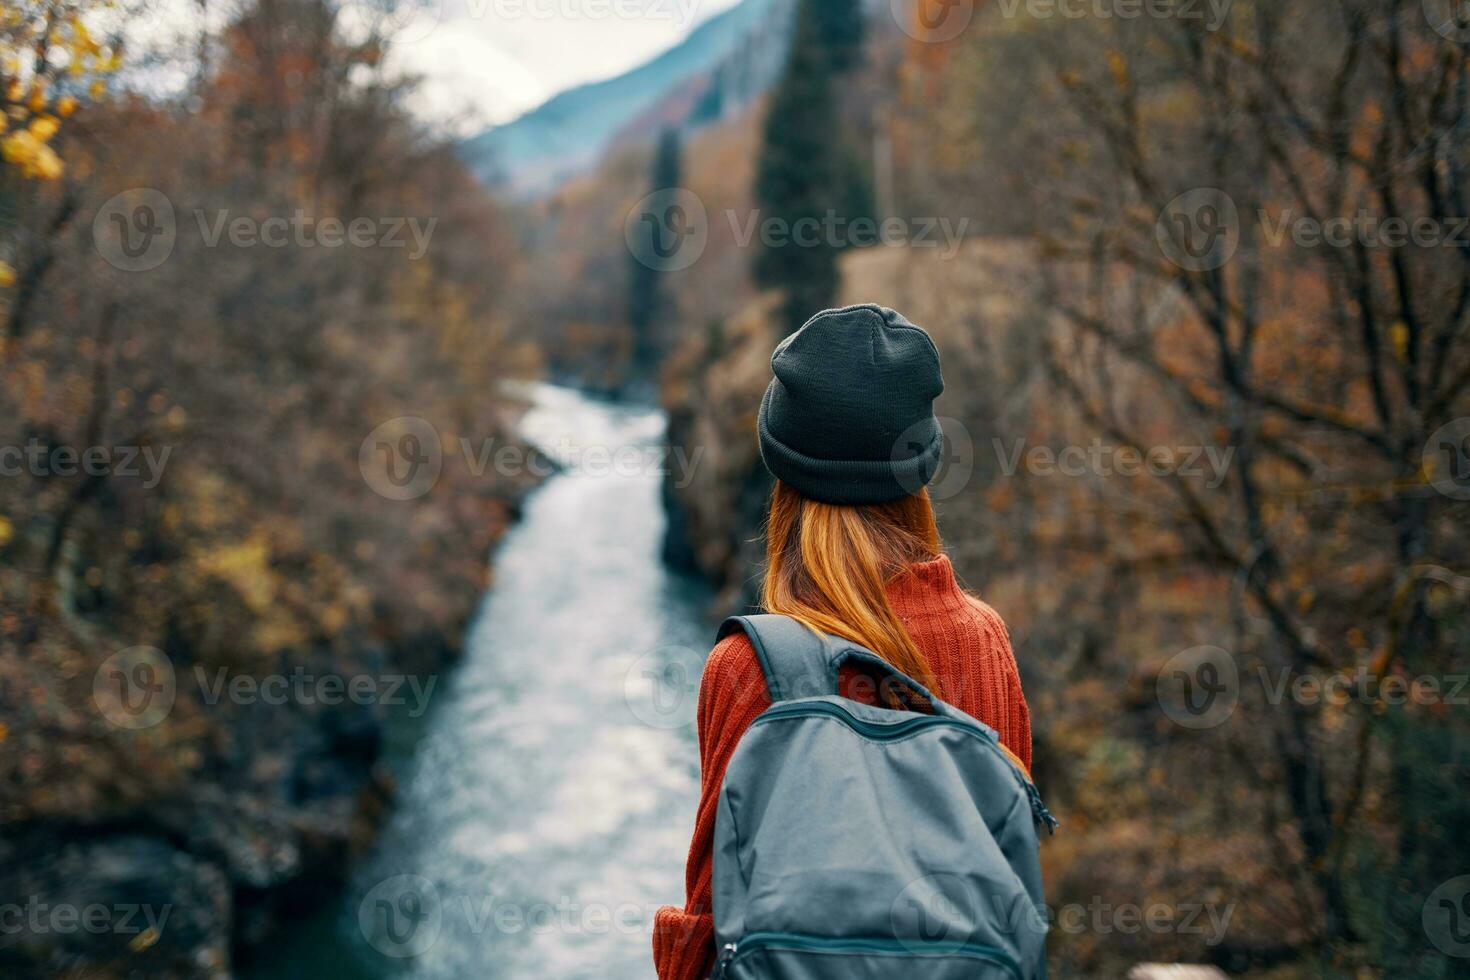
[660,296,782,612]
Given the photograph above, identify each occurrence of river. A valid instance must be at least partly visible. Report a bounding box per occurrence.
[254,384,711,979]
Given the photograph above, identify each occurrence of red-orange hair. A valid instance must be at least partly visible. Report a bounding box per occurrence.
[761,480,944,699]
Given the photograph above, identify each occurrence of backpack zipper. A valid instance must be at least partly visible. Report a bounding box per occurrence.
[713,931,1022,979]
[753,700,1058,834]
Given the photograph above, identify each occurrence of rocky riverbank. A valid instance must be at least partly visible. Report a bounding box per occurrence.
[0,422,551,979]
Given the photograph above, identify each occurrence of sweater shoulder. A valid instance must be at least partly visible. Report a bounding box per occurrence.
[962,594,1011,638]
[698,630,773,733]
[949,594,1018,669]
[700,630,765,696]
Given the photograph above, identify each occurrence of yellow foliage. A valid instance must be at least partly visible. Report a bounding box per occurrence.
[2,129,63,180]
[0,1,122,181]
[1389,320,1409,361]
[0,261,14,289]
[28,115,58,141]
[128,927,160,953]
[192,534,277,614]
[1106,50,1130,92]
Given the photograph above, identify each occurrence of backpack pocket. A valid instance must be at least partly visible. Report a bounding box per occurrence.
[716,931,1022,980]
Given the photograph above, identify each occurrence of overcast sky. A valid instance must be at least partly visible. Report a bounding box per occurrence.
[354,0,745,132]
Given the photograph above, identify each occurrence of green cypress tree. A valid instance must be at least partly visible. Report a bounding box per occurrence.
[753,0,868,334]
[809,0,865,72]
[628,127,683,377]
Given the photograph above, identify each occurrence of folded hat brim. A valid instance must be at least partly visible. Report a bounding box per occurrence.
[757,380,944,505]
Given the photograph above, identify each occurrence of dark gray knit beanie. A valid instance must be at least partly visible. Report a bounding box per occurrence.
[757,303,945,505]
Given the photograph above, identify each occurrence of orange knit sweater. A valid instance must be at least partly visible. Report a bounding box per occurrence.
[651,554,1033,980]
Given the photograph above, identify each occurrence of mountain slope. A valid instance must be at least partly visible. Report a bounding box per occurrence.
[460,0,792,195]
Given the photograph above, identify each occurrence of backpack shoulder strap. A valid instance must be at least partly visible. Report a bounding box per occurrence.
[718,614,843,703]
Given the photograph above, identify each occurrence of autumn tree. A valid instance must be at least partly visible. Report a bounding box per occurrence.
[973,2,1470,968]
[1,0,120,339]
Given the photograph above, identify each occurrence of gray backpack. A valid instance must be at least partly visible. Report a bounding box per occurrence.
[711,615,1055,980]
